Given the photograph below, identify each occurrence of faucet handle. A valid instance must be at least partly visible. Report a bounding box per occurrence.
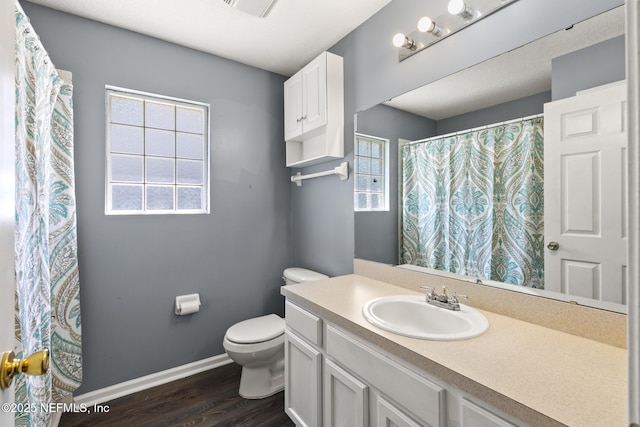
[419,286,436,301]
[449,292,468,304]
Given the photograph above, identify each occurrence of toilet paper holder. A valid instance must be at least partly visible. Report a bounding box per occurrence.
[175,293,201,315]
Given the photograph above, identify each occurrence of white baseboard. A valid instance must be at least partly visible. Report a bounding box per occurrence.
[73,354,232,407]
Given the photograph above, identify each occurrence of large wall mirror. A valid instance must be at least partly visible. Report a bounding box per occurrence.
[354,6,626,313]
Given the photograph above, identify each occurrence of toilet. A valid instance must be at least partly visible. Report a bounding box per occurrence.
[223,267,328,399]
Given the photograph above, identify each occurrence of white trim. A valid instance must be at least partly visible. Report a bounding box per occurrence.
[73,354,232,407]
[627,0,640,423]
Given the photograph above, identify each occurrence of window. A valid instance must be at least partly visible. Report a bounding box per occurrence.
[105,86,209,214]
[354,134,389,211]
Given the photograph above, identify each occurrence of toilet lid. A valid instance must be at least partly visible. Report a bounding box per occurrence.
[226,314,285,344]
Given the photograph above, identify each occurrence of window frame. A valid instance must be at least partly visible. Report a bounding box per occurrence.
[354,133,390,212]
[105,86,210,215]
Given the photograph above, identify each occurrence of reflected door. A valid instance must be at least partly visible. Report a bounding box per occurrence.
[1,0,15,420]
[544,81,627,304]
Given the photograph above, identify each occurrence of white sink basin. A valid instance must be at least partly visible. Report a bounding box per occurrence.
[362,295,489,341]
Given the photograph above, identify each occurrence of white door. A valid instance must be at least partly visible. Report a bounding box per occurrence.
[0,0,16,421]
[284,70,303,141]
[376,396,421,427]
[544,81,627,304]
[324,360,368,427]
[302,53,327,134]
[284,331,322,427]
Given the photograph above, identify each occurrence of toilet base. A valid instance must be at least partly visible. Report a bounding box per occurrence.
[238,357,285,399]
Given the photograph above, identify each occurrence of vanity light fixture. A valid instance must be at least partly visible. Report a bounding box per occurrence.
[392,33,417,50]
[448,0,477,21]
[392,0,518,62]
[417,16,444,37]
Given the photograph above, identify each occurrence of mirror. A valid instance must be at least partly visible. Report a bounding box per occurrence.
[354,6,626,313]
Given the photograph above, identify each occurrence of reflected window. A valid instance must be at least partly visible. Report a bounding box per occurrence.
[354,134,389,211]
[105,86,209,215]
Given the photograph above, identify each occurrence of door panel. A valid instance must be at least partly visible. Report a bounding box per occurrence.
[544,81,627,304]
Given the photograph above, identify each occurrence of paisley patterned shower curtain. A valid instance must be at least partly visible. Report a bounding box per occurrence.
[14,3,82,426]
[400,117,544,288]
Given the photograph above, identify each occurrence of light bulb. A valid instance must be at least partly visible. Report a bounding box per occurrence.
[417,16,434,32]
[448,0,465,15]
[448,0,475,20]
[417,16,444,37]
[392,33,416,50]
[392,33,407,48]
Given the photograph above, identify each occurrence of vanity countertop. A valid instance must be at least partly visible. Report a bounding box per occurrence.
[281,274,627,427]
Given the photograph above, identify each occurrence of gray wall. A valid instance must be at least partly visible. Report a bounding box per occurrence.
[552,35,625,100]
[22,2,291,394]
[437,92,551,135]
[291,0,623,278]
[355,105,436,265]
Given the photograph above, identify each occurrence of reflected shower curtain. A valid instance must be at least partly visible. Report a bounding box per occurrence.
[401,117,544,288]
[14,3,82,426]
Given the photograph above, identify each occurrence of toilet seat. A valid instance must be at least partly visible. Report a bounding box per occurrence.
[223,333,284,354]
[225,314,285,344]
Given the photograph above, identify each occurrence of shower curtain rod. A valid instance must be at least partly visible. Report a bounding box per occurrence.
[404,112,544,146]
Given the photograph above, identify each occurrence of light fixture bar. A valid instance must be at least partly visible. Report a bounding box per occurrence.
[395,0,518,62]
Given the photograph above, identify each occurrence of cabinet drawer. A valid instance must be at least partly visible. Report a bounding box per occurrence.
[461,398,517,427]
[326,325,445,427]
[285,300,322,347]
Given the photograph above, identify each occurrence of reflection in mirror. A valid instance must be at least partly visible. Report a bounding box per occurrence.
[354,7,626,313]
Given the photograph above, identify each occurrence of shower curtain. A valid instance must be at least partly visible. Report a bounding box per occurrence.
[14,3,82,426]
[400,117,544,288]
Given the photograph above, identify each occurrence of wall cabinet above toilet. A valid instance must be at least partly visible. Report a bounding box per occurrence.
[284,51,344,168]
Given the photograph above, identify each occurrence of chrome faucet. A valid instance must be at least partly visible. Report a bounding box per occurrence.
[420,286,467,311]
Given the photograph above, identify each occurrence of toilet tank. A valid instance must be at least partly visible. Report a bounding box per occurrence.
[283,267,328,285]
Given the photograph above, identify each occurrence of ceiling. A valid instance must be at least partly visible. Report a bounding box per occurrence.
[385,6,625,120]
[25,0,391,76]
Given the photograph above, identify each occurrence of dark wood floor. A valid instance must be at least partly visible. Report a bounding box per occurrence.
[60,363,295,427]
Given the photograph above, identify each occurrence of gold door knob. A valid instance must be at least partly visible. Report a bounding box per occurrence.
[0,349,49,390]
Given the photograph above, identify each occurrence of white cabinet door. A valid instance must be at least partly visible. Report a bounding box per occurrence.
[377,396,422,427]
[324,359,368,427]
[461,399,517,427]
[285,330,322,427]
[544,81,628,304]
[301,53,327,134]
[284,71,303,141]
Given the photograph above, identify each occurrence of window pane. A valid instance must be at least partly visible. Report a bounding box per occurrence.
[176,106,203,133]
[371,193,381,209]
[112,185,142,210]
[176,133,203,159]
[371,176,383,192]
[146,186,174,210]
[146,157,175,183]
[111,154,143,182]
[110,96,143,126]
[372,159,383,175]
[358,193,368,209]
[110,124,143,154]
[357,157,371,174]
[177,159,203,185]
[177,187,202,210]
[356,175,370,192]
[358,140,370,156]
[145,101,175,130]
[371,141,382,158]
[145,128,175,157]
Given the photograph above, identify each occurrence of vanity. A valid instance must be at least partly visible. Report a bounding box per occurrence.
[281,271,627,427]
